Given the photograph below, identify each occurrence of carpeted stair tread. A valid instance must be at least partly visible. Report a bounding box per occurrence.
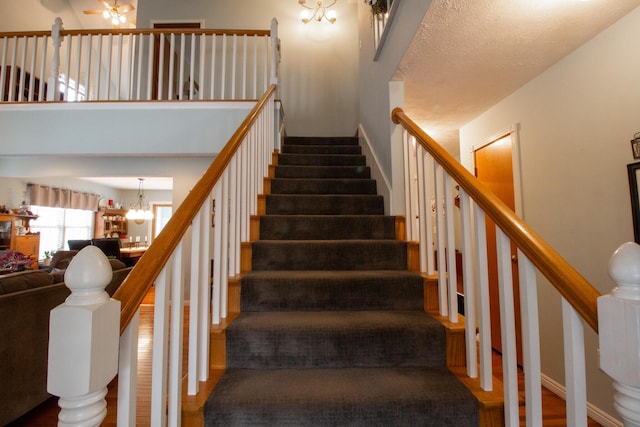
[281,144,362,155]
[251,240,408,271]
[266,194,384,215]
[278,153,366,166]
[205,135,479,426]
[204,367,478,426]
[270,178,377,195]
[274,165,371,179]
[241,270,424,311]
[258,215,396,240]
[284,136,358,145]
[226,310,445,369]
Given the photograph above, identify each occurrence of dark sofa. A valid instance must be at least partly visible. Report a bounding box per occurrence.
[0,261,131,425]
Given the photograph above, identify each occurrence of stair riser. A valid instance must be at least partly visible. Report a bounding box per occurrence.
[266,195,384,215]
[270,179,377,195]
[281,145,362,155]
[258,215,396,240]
[284,136,359,145]
[251,241,408,271]
[226,312,446,369]
[278,154,366,166]
[241,275,424,311]
[274,165,371,179]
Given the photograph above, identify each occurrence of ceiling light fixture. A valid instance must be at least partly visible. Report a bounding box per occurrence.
[126,178,154,224]
[299,0,337,24]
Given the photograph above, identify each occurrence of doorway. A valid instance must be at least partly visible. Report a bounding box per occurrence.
[151,22,202,100]
[474,131,523,364]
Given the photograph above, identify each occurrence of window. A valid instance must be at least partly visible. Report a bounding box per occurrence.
[30,206,94,258]
[152,204,173,240]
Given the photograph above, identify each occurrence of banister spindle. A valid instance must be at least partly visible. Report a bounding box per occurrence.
[600,241,640,425]
[47,246,120,426]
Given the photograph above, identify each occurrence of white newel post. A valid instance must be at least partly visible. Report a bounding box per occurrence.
[48,17,63,102]
[270,18,280,90]
[47,246,121,426]
[599,242,640,426]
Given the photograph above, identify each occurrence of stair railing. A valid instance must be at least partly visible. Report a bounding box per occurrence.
[47,84,278,425]
[391,107,602,425]
[0,18,280,102]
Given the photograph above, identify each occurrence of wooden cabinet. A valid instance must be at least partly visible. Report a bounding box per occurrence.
[95,208,128,239]
[0,213,40,269]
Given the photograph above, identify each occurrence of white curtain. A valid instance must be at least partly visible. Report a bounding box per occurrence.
[26,183,99,211]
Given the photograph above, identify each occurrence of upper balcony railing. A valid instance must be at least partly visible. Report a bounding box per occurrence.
[0,18,280,103]
[367,0,399,61]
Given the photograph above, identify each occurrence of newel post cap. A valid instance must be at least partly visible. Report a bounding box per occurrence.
[47,245,120,398]
[64,245,113,306]
[608,242,640,300]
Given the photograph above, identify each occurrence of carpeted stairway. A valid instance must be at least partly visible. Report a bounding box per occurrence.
[204,136,478,426]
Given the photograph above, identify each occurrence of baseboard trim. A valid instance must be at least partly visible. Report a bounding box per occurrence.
[540,373,622,427]
[358,124,392,215]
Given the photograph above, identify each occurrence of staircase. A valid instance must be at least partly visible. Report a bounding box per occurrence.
[204,136,479,425]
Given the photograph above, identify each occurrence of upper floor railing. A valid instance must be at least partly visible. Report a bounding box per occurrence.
[391,108,637,426]
[0,18,280,103]
[366,0,399,60]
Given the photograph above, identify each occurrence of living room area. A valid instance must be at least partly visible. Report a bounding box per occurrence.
[0,175,175,273]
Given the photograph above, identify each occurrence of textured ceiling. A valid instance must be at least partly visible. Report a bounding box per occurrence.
[395,0,640,156]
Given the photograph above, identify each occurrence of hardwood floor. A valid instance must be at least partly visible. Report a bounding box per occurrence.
[10,285,604,426]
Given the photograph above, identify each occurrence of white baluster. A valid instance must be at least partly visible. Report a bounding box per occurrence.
[49,18,63,101]
[118,309,139,425]
[47,246,120,426]
[434,164,448,317]
[600,242,640,426]
[496,228,518,425]
[188,211,202,395]
[444,174,457,322]
[0,36,8,101]
[473,203,493,391]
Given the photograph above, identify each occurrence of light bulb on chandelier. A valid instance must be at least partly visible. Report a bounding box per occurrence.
[298,0,337,24]
[126,178,154,225]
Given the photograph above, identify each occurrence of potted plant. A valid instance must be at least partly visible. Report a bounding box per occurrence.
[43,250,55,266]
[365,0,389,16]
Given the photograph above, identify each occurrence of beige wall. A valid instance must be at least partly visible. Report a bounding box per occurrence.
[460,6,640,420]
[136,0,360,137]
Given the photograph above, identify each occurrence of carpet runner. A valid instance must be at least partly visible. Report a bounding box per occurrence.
[204,136,478,426]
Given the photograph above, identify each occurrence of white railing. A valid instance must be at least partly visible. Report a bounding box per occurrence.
[369,0,399,61]
[392,108,605,426]
[0,18,280,102]
[47,85,278,425]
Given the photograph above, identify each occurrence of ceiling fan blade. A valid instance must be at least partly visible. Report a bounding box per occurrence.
[97,0,112,8]
[83,9,104,14]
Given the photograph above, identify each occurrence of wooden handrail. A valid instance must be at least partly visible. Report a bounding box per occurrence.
[392,107,601,332]
[113,84,276,333]
[0,28,270,38]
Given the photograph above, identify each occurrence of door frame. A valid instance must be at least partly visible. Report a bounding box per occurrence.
[470,124,524,218]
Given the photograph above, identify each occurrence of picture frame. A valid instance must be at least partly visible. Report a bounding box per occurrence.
[627,162,640,243]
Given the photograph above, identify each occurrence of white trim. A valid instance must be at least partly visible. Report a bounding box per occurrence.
[470,124,523,217]
[358,124,392,214]
[541,373,623,427]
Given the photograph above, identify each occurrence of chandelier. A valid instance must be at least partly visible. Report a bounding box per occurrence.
[126,178,154,224]
[298,0,338,24]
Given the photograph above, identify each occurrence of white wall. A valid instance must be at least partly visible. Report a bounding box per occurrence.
[460,6,640,420]
[357,0,432,179]
[136,0,360,137]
